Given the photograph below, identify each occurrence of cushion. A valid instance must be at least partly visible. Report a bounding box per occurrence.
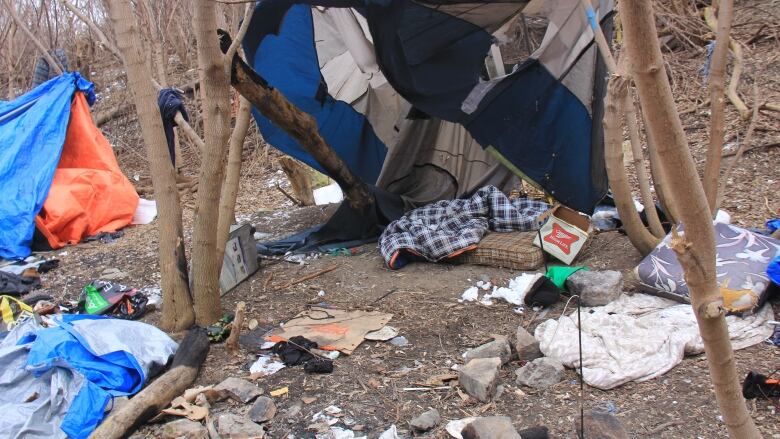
[454,231,544,270]
[635,222,780,314]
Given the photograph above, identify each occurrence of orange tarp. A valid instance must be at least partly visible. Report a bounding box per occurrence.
[35,92,139,249]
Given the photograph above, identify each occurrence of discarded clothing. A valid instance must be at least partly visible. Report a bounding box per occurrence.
[523,276,561,307]
[380,186,549,269]
[0,315,177,439]
[742,371,780,399]
[79,280,137,315]
[271,335,334,373]
[157,88,188,166]
[0,270,41,295]
[83,230,124,244]
[535,293,774,390]
[272,335,317,366]
[0,296,33,332]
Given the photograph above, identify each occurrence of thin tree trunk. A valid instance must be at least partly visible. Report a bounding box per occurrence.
[621,2,760,437]
[645,113,679,224]
[603,77,660,255]
[106,0,195,332]
[702,0,734,214]
[717,84,759,208]
[190,0,232,325]
[3,0,63,75]
[5,22,14,100]
[626,87,665,238]
[215,96,252,264]
[584,1,664,238]
[59,0,122,59]
[279,156,315,206]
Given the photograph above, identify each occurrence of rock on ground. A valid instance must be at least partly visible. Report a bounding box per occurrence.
[458,357,501,402]
[565,270,623,306]
[515,357,565,389]
[464,335,512,365]
[214,377,262,403]
[217,413,266,438]
[461,416,521,439]
[410,408,441,432]
[161,418,208,439]
[514,326,542,362]
[573,410,629,439]
[249,396,277,423]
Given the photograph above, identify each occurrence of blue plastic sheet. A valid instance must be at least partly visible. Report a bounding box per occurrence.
[0,73,94,259]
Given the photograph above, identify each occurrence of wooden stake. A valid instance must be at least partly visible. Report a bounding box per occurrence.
[226,301,246,356]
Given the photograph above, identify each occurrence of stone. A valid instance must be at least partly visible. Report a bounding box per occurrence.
[461,416,521,439]
[565,270,623,306]
[463,336,512,365]
[161,418,208,439]
[514,326,543,362]
[214,377,262,403]
[410,408,441,432]
[515,357,564,389]
[458,357,501,402]
[249,396,277,423]
[573,410,628,439]
[217,414,266,438]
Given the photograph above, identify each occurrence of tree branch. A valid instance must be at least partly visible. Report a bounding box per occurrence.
[2,0,64,75]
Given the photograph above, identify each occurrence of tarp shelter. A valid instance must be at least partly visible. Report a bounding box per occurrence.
[0,73,139,259]
[244,0,613,214]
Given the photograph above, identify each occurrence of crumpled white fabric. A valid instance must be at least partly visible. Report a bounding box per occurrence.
[535,293,774,390]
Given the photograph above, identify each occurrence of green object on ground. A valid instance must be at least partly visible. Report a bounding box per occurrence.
[83,285,110,314]
[545,266,589,290]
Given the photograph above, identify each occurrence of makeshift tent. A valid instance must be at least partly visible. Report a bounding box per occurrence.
[244,0,613,213]
[0,73,139,259]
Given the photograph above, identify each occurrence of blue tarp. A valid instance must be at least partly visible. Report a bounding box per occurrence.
[243,3,387,184]
[0,73,94,259]
[0,314,177,439]
[243,0,609,213]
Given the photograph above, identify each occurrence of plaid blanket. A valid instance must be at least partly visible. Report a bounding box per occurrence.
[380,186,550,269]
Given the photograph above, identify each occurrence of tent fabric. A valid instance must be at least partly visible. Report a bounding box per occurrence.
[243,2,388,184]
[0,73,94,259]
[0,315,177,439]
[34,92,139,250]
[244,0,612,214]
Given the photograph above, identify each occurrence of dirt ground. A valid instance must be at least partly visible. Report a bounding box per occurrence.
[21,0,780,438]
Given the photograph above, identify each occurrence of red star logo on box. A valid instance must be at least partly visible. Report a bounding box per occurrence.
[543,223,580,255]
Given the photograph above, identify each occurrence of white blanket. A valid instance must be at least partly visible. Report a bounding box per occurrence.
[535,293,774,390]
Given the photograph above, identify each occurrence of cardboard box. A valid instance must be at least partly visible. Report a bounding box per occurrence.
[533,205,592,265]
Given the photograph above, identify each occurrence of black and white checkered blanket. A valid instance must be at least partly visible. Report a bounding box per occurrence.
[379,186,550,268]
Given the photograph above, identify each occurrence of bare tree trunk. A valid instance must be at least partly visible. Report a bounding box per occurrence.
[59,0,121,58]
[215,96,252,263]
[279,156,315,207]
[5,22,14,100]
[106,0,195,332]
[190,0,232,325]
[702,0,734,214]
[3,0,64,75]
[621,2,760,437]
[603,77,660,255]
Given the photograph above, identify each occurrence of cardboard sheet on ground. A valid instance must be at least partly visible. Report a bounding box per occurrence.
[268,307,392,354]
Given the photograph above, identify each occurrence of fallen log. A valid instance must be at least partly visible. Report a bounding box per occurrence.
[89,327,209,439]
[218,30,373,212]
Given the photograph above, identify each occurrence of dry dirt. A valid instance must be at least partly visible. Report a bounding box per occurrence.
[22,0,780,438]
